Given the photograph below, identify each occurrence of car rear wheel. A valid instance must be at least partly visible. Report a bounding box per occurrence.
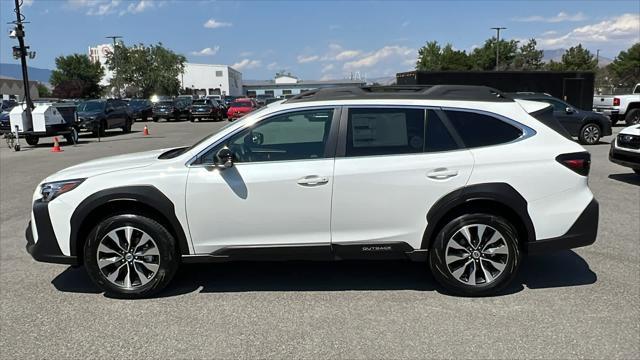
[64,127,78,144]
[634,168,640,175]
[626,109,640,125]
[84,214,179,298]
[122,118,132,133]
[578,123,601,145]
[25,135,39,146]
[429,214,521,296]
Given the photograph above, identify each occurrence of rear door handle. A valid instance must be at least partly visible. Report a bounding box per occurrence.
[297,175,329,186]
[427,169,459,180]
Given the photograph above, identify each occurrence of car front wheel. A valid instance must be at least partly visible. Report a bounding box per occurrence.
[626,108,640,125]
[429,214,521,296]
[84,214,179,298]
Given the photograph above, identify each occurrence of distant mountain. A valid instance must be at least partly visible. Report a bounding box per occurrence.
[543,49,612,68]
[0,63,52,83]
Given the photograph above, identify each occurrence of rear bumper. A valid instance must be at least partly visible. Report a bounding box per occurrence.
[609,144,640,169]
[25,200,79,266]
[527,199,598,254]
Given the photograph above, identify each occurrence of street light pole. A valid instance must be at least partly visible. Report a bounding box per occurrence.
[106,35,123,98]
[12,0,34,114]
[491,27,506,71]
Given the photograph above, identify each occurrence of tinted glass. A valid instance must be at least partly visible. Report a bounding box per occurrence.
[539,98,567,111]
[77,101,104,112]
[193,100,209,105]
[425,110,459,152]
[346,108,425,157]
[202,109,334,163]
[445,110,523,148]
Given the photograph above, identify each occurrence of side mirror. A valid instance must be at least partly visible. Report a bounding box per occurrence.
[565,107,574,114]
[216,147,234,169]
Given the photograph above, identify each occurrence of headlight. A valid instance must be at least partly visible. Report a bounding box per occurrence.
[40,179,85,202]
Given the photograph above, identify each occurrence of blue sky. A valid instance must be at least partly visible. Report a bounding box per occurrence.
[1,0,639,80]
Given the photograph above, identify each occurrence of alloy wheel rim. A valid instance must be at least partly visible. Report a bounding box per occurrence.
[445,224,509,286]
[583,125,599,143]
[96,226,160,290]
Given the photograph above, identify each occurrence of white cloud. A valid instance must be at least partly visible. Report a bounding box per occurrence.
[67,0,122,16]
[343,45,414,71]
[401,20,410,27]
[297,55,320,63]
[120,0,154,15]
[190,46,220,56]
[23,0,34,6]
[320,73,337,81]
[232,59,261,70]
[513,11,587,23]
[267,62,278,71]
[537,13,640,48]
[334,50,361,61]
[239,51,253,57]
[321,64,334,73]
[204,19,232,29]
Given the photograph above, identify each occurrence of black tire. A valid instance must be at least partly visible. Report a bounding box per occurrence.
[84,214,179,299]
[122,118,132,133]
[625,108,640,126]
[190,117,195,122]
[64,127,78,144]
[25,135,39,146]
[153,117,159,122]
[429,213,521,297]
[578,123,601,145]
[634,168,640,175]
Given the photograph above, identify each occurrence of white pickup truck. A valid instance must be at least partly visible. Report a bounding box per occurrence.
[593,83,640,126]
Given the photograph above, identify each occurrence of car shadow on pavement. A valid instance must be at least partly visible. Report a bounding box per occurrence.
[51,250,596,298]
[608,173,640,186]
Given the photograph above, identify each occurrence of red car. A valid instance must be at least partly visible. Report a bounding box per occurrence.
[227,98,258,121]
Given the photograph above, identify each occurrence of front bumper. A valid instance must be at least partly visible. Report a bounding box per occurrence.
[609,144,640,169]
[527,199,599,254]
[26,199,79,266]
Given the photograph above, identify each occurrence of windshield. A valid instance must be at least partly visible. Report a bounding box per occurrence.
[77,101,105,112]
[193,100,209,105]
[231,101,251,108]
[156,101,173,106]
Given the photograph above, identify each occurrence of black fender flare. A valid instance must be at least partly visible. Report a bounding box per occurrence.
[421,183,536,249]
[69,185,190,257]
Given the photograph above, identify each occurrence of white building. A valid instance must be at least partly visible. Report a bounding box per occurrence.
[89,44,243,97]
[88,44,114,86]
[243,72,366,98]
[181,63,243,97]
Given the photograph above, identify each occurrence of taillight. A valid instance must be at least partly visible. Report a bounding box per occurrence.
[613,98,620,106]
[556,152,591,176]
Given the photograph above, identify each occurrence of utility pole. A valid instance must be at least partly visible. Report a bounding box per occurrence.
[491,27,506,71]
[596,49,600,66]
[106,35,123,98]
[11,0,34,115]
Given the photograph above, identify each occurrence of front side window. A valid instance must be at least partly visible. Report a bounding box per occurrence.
[445,110,523,148]
[346,108,425,157]
[200,109,334,163]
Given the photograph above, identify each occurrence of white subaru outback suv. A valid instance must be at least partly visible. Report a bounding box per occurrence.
[26,85,598,298]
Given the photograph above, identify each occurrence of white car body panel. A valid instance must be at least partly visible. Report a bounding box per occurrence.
[185,159,334,253]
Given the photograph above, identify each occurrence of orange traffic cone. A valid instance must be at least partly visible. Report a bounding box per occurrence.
[143,125,149,136]
[51,137,63,152]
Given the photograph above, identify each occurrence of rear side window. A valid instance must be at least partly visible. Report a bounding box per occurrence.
[346,108,425,157]
[530,106,572,139]
[445,110,523,148]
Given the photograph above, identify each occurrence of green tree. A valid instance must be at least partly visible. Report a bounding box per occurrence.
[106,42,186,97]
[469,37,519,70]
[416,41,471,71]
[513,39,544,70]
[608,42,640,87]
[550,44,598,71]
[36,83,51,98]
[50,54,104,98]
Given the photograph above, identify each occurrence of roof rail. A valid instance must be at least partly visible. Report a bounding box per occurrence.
[285,85,511,103]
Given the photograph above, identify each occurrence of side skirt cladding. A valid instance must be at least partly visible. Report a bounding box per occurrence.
[421,183,536,250]
[69,186,191,258]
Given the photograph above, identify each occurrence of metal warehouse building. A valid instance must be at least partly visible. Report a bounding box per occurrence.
[243,72,366,98]
[181,63,243,97]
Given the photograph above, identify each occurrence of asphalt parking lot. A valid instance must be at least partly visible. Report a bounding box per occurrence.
[0,121,638,359]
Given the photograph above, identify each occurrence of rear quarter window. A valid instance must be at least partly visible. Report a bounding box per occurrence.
[445,110,523,148]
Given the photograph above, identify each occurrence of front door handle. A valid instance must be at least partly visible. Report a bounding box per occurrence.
[297,175,329,186]
[427,169,459,180]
